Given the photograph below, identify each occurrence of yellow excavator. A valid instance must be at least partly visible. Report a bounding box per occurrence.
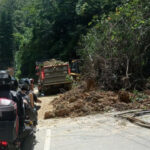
[70,59,81,80]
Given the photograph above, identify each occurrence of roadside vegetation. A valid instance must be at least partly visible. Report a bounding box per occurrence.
[80,0,150,90]
[0,0,150,90]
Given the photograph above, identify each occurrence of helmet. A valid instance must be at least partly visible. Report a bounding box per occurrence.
[20,84,29,91]
[19,78,30,91]
[11,77,18,91]
[0,70,12,90]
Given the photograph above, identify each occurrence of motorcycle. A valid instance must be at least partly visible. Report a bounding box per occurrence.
[0,98,36,150]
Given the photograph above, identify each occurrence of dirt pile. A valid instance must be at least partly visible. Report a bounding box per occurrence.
[44,88,150,119]
[43,59,67,66]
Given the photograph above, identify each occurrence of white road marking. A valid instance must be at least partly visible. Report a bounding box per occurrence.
[44,129,51,150]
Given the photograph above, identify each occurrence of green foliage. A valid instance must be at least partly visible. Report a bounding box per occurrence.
[66,75,74,82]
[0,1,14,69]
[13,0,122,77]
[2,0,145,83]
[80,0,150,89]
[131,90,148,102]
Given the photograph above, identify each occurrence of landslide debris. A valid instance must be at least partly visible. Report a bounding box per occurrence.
[43,59,67,66]
[44,88,150,119]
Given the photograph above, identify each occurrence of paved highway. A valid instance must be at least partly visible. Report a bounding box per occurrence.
[27,112,150,150]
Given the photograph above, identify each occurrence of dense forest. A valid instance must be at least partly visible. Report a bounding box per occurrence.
[0,0,150,89]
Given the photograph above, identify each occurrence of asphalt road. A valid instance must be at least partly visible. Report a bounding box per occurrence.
[27,112,150,150]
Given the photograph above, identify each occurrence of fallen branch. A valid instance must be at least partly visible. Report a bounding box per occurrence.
[115,110,150,129]
[126,116,150,129]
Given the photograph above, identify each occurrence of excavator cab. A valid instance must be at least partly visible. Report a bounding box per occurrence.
[70,60,81,80]
[70,60,80,74]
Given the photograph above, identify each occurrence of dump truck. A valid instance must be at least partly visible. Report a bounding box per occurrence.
[36,59,72,94]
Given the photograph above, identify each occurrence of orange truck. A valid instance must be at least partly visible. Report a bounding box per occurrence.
[36,59,72,94]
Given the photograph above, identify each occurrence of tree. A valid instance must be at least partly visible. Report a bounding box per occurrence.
[0,10,14,69]
[80,0,150,90]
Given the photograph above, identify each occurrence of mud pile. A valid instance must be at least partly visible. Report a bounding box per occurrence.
[44,88,150,119]
[43,59,67,66]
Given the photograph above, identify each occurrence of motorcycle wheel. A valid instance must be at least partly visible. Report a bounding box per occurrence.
[7,144,21,150]
[21,133,35,150]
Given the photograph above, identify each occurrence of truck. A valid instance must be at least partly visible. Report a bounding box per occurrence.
[36,59,72,94]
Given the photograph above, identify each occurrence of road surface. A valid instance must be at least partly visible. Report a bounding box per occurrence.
[25,96,150,150]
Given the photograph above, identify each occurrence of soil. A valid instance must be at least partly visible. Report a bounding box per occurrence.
[43,87,150,119]
[37,95,58,120]
[43,59,67,66]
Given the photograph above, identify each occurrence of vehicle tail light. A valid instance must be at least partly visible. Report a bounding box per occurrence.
[41,70,45,80]
[68,65,71,74]
[0,141,8,147]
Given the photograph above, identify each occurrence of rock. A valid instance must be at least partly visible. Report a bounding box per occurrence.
[118,91,130,103]
[144,90,150,95]
[44,111,55,119]
[55,109,69,117]
[86,78,96,91]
